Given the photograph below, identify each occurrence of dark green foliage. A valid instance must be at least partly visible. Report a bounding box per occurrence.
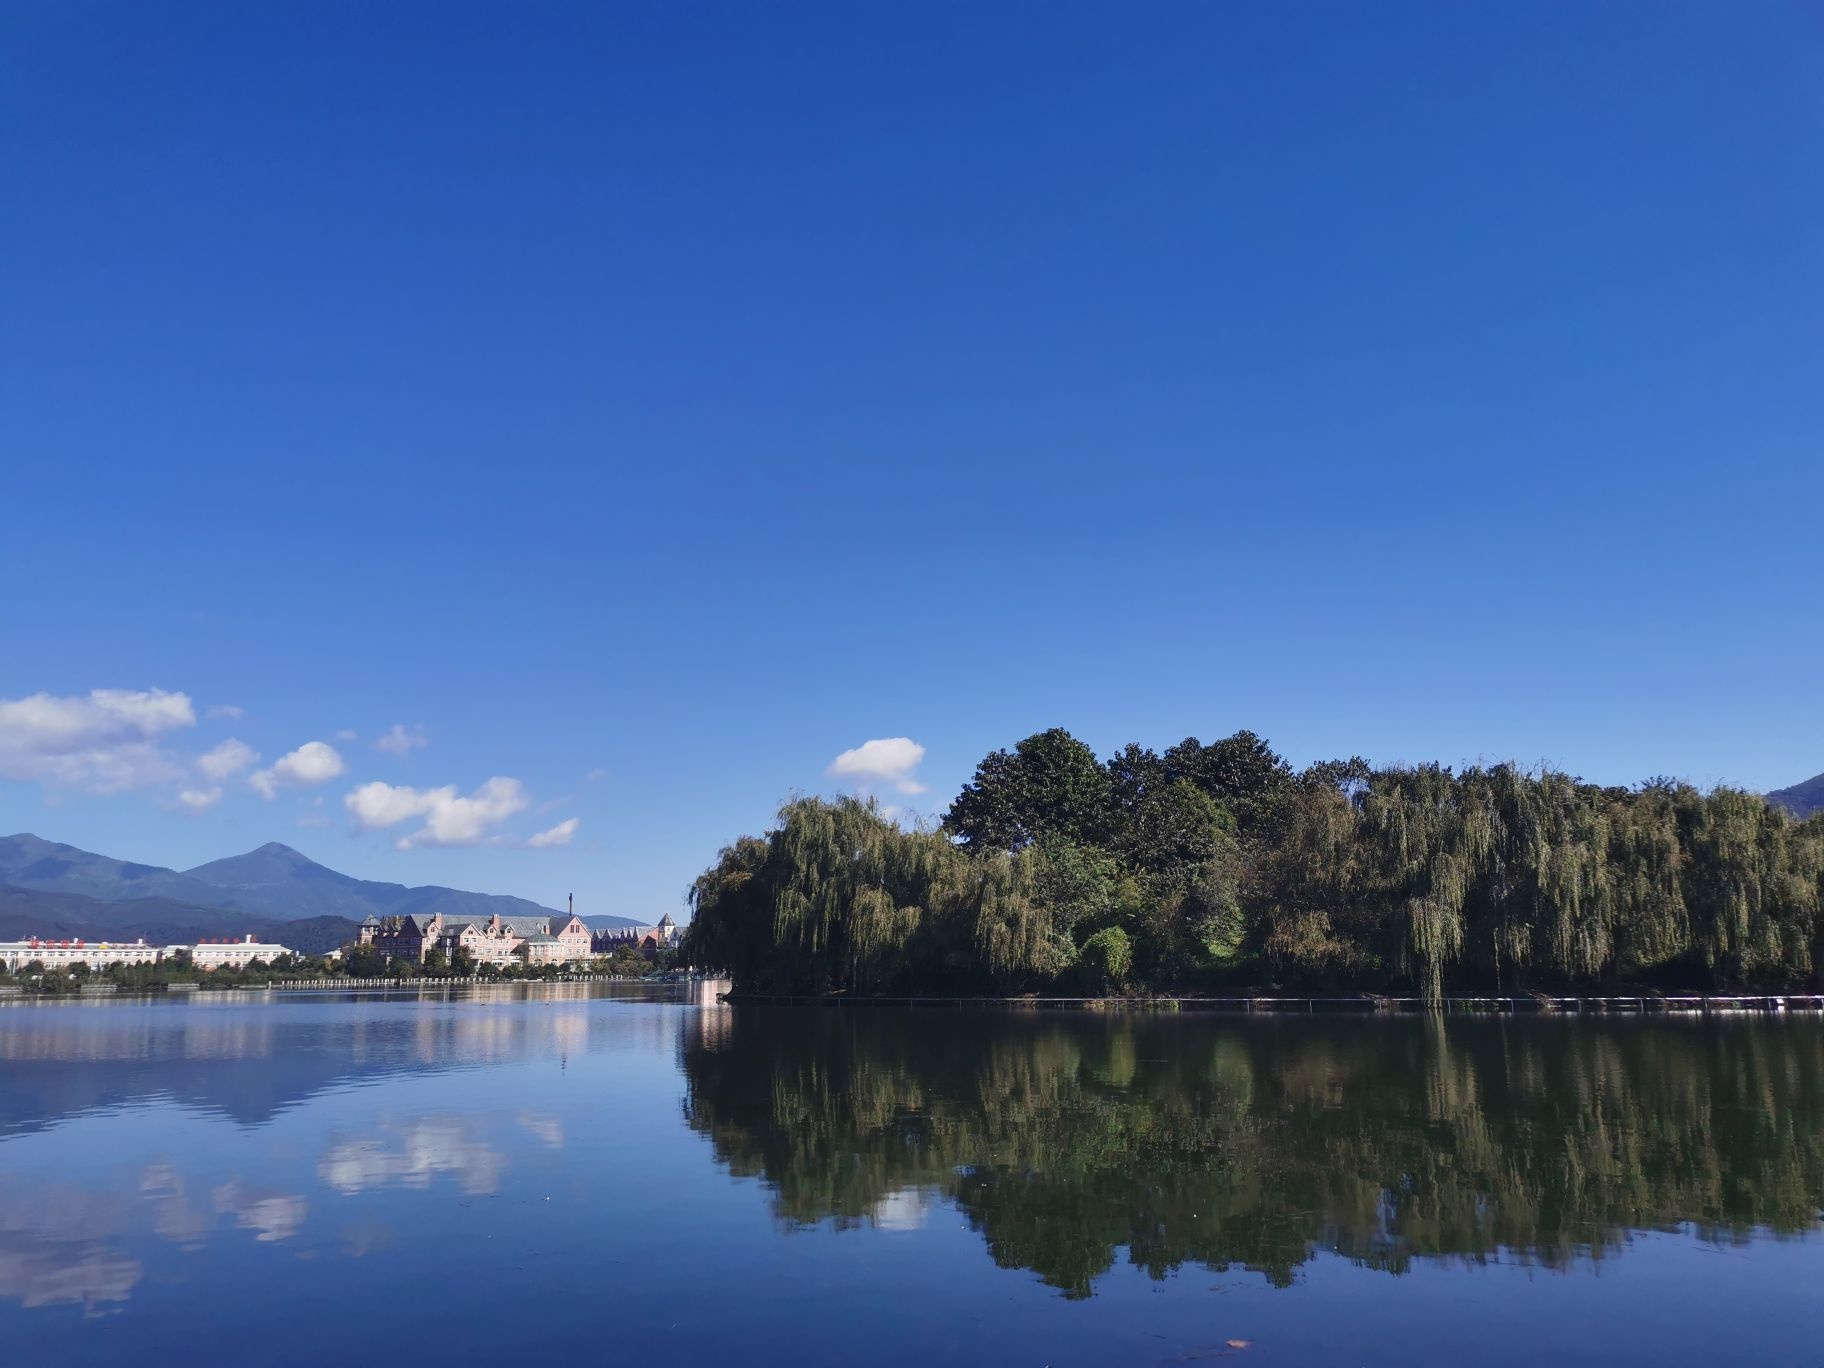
[691,730,1824,1001]
[1077,926,1131,992]
[1160,730,1293,836]
[944,728,1112,850]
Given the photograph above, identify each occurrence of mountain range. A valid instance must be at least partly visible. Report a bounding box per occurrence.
[0,833,644,954]
[1768,772,1824,820]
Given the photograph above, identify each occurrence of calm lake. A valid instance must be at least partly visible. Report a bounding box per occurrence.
[2,987,1821,1366]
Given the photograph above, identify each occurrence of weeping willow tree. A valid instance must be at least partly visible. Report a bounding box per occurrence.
[1679,787,1821,986]
[687,735,1824,1002]
[1355,765,1484,1003]
[685,796,1070,994]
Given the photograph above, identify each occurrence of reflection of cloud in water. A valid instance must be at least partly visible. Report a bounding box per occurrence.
[517,1111,564,1148]
[0,1164,311,1315]
[340,1219,396,1259]
[318,1117,507,1196]
[212,1179,308,1243]
[872,1189,934,1232]
[140,1164,214,1247]
[0,1183,143,1316]
[0,1243,141,1315]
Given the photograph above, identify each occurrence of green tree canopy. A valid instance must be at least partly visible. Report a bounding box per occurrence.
[944,728,1112,851]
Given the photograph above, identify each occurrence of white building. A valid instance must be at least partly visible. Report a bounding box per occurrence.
[0,938,163,973]
[182,935,294,971]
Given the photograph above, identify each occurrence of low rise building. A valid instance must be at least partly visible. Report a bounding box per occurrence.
[500,912,592,962]
[0,938,162,973]
[435,913,521,966]
[358,914,439,963]
[1,935,291,974]
[357,909,593,966]
[184,935,294,971]
[592,913,681,960]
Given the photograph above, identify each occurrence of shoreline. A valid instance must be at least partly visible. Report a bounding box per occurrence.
[0,973,710,1000]
[719,991,1824,1014]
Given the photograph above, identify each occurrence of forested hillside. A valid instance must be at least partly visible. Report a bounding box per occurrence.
[685,730,1824,999]
[1769,772,1824,819]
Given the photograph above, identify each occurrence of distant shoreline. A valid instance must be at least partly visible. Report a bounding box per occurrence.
[718,990,1824,1015]
[0,973,712,1000]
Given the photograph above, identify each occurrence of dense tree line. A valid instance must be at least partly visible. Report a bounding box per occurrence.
[684,729,1824,998]
[683,1009,1824,1296]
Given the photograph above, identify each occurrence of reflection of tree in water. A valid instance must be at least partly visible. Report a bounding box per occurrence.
[682,1011,1824,1298]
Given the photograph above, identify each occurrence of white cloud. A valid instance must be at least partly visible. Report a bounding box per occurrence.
[0,687,196,793]
[197,738,258,781]
[177,787,223,813]
[344,776,530,849]
[335,729,359,742]
[251,741,346,799]
[343,781,434,830]
[374,723,428,756]
[204,704,245,721]
[525,817,580,849]
[827,737,928,795]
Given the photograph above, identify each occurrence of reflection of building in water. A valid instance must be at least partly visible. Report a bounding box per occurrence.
[686,995,735,1053]
[0,1015,276,1065]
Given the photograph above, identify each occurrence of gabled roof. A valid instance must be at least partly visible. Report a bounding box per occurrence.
[499,915,557,938]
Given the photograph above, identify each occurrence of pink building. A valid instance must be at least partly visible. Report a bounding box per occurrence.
[357,910,592,966]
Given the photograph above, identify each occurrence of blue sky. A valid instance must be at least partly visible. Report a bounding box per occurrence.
[2,2,1819,918]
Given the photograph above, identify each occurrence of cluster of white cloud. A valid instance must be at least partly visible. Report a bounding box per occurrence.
[2,686,585,855]
[827,736,928,795]
[525,816,580,848]
[170,737,264,813]
[344,776,574,850]
[374,723,428,756]
[251,741,346,799]
[198,738,258,781]
[0,688,197,793]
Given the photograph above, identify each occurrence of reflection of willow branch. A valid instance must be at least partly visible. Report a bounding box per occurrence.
[682,1013,1824,1298]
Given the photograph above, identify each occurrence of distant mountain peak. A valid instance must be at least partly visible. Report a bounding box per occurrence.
[1,831,646,934]
[1767,771,1823,819]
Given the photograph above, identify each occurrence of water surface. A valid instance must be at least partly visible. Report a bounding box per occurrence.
[2,988,1821,1365]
